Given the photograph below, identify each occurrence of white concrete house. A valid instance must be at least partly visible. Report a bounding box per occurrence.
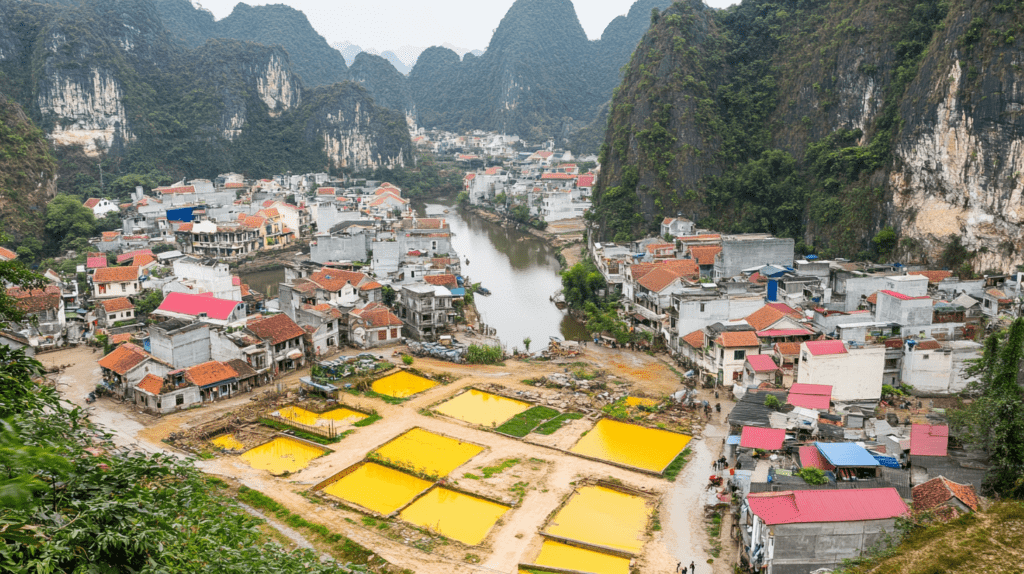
[797,340,885,402]
[83,198,120,218]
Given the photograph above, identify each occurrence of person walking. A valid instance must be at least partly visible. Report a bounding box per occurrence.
[676,562,681,572]
[689,561,695,573]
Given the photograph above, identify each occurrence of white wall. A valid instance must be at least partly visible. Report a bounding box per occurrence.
[798,345,885,401]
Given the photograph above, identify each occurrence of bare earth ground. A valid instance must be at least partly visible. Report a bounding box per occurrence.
[43,344,734,574]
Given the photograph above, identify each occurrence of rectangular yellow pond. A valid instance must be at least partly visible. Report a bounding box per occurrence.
[275,406,369,427]
[534,540,631,574]
[570,419,691,473]
[210,434,245,450]
[399,487,509,546]
[543,485,650,554]
[624,397,660,408]
[323,462,432,515]
[276,406,321,426]
[433,389,530,427]
[371,372,437,398]
[318,407,369,423]
[372,428,483,477]
[240,437,327,475]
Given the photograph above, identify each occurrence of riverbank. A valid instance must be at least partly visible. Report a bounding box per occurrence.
[463,205,586,270]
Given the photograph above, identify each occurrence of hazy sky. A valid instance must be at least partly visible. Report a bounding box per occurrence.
[197,0,739,52]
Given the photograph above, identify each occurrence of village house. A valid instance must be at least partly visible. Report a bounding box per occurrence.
[149,319,212,369]
[293,303,347,357]
[398,283,456,341]
[740,354,780,393]
[672,284,765,346]
[176,220,261,259]
[83,197,120,218]
[797,340,885,402]
[247,313,307,372]
[153,292,247,326]
[98,343,171,399]
[660,217,695,237]
[713,234,795,280]
[901,338,983,395]
[163,257,241,301]
[741,488,909,574]
[91,266,142,300]
[279,268,371,314]
[134,373,200,414]
[6,286,65,347]
[97,297,136,329]
[349,302,403,348]
[708,329,761,391]
[911,477,979,520]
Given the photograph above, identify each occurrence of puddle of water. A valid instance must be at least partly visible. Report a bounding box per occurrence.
[323,462,433,515]
[240,437,327,475]
[319,407,369,423]
[433,389,531,427]
[211,434,245,450]
[624,397,660,408]
[276,406,322,426]
[570,419,691,473]
[533,540,631,574]
[371,372,437,398]
[543,485,650,554]
[398,487,509,546]
[372,428,483,477]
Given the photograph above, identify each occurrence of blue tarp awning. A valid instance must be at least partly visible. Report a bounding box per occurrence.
[450,288,466,296]
[726,435,742,445]
[872,454,901,469]
[300,377,338,393]
[815,442,881,467]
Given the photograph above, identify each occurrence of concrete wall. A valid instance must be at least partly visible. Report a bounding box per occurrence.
[172,259,239,300]
[399,234,452,258]
[876,295,933,325]
[798,344,885,401]
[675,296,765,340]
[833,275,892,312]
[316,203,364,232]
[149,324,211,369]
[372,241,401,275]
[884,275,928,296]
[714,237,794,279]
[935,279,986,299]
[768,519,898,574]
[137,386,202,414]
[902,341,982,395]
[311,233,369,264]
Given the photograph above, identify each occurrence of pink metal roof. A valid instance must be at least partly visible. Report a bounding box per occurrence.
[789,384,832,396]
[756,329,813,337]
[740,426,786,450]
[910,424,949,457]
[747,488,908,525]
[880,290,930,301]
[745,354,779,373]
[788,393,831,410]
[798,445,835,471]
[804,340,847,356]
[156,292,242,321]
[86,256,108,269]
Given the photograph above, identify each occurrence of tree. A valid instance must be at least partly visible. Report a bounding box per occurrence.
[949,318,1024,497]
[523,337,532,352]
[872,227,897,258]
[135,290,165,317]
[561,261,606,309]
[382,285,397,307]
[45,195,96,254]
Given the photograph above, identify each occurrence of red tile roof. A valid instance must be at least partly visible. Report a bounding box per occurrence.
[117,249,153,264]
[645,242,675,254]
[798,445,836,471]
[0,246,16,261]
[423,274,458,289]
[541,173,575,180]
[756,329,813,338]
[156,292,241,321]
[86,256,108,269]
[740,426,785,450]
[92,266,140,283]
[7,286,61,313]
[986,288,1010,302]
[185,361,238,387]
[715,331,760,348]
[788,392,831,410]
[766,302,802,318]
[911,270,953,284]
[360,281,382,291]
[577,174,596,187]
[910,424,949,457]
[746,354,779,373]
[688,245,721,266]
[83,197,102,208]
[351,304,402,328]
[101,297,134,313]
[747,488,909,525]
[133,254,157,267]
[682,330,705,349]
[746,306,787,331]
[309,269,366,292]
[866,292,879,305]
[637,267,687,293]
[109,333,133,345]
[915,339,942,351]
[804,340,847,356]
[157,185,196,194]
[177,223,193,232]
[247,313,305,345]
[774,342,801,356]
[912,477,979,513]
[257,207,280,218]
[225,182,245,188]
[98,343,150,375]
[136,373,164,395]
[464,173,476,181]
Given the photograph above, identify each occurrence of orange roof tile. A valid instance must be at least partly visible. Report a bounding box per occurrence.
[360,281,382,291]
[98,343,149,375]
[682,330,705,349]
[745,306,787,331]
[136,373,164,395]
[309,269,366,292]
[0,246,17,261]
[133,254,157,267]
[716,331,760,348]
[912,476,979,513]
[423,274,458,289]
[689,246,722,266]
[638,267,686,293]
[83,198,102,208]
[774,342,801,356]
[157,185,196,194]
[184,361,238,387]
[912,270,953,284]
[352,306,403,328]
[93,266,140,283]
[101,297,134,313]
[247,313,305,345]
[109,333,134,345]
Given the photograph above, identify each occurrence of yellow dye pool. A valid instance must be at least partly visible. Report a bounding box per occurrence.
[399,487,509,546]
[210,434,245,451]
[240,437,326,475]
[433,389,530,427]
[276,406,321,426]
[372,428,483,477]
[371,372,437,398]
[570,418,691,473]
[323,462,432,515]
[534,540,631,574]
[624,396,660,408]
[318,407,369,423]
[544,485,650,554]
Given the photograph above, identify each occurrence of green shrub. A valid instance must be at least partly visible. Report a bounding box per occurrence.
[798,467,829,485]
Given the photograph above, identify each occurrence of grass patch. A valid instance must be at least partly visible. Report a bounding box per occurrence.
[479,458,520,478]
[341,386,407,405]
[463,472,480,480]
[495,406,559,437]
[510,481,528,502]
[352,413,382,427]
[258,418,349,445]
[663,448,691,482]
[533,412,583,435]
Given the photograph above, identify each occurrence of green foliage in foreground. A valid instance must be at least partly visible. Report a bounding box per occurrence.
[663,448,692,482]
[495,406,559,437]
[798,467,829,485]
[465,344,504,364]
[533,412,584,435]
[0,360,371,572]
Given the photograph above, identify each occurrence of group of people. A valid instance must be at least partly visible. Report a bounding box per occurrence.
[699,401,721,420]
[676,561,696,573]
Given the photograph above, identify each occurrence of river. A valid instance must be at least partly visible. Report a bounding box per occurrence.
[422,202,588,349]
[241,202,588,350]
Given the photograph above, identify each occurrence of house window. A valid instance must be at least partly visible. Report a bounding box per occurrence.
[700,304,706,313]
[378,330,387,341]
[176,394,184,405]
[733,350,746,361]
[391,328,398,338]
[923,354,929,360]
[121,283,127,291]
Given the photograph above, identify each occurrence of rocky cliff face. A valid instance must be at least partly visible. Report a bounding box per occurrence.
[596,0,1024,271]
[38,67,133,154]
[0,94,57,242]
[304,84,410,171]
[350,52,415,125]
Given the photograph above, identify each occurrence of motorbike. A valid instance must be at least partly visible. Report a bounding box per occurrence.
[85,391,97,404]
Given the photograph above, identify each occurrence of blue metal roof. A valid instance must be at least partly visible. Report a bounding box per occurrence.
[814,442,881,467]
[761,265,788,277]
[450,288,466,296]
[872,454,901,469]
[726,435,742,445]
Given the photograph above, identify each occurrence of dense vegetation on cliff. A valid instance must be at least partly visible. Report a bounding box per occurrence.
[594,0,1024,267]
[0,96,57,248]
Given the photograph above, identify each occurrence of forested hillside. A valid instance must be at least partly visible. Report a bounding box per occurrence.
[593,0,1024,270]
[0,95,57,249]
